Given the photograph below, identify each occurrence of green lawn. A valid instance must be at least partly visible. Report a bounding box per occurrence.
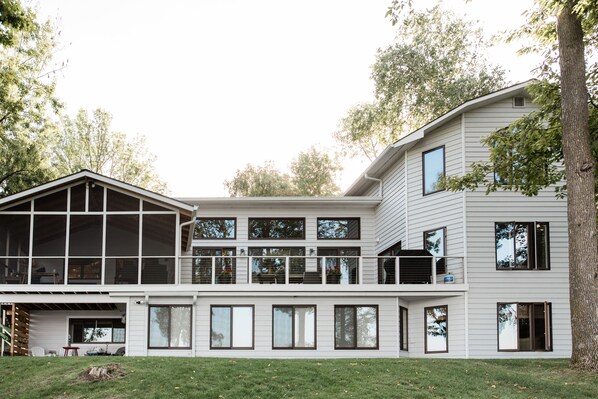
[0,357,596,398]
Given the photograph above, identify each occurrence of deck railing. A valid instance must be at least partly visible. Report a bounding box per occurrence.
[179,255,466,286]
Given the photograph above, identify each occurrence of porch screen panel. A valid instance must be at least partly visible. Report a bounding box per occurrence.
[142,215,176,256]
[33,215,66,256]
[34,190,67,211]
[106,215,139,256]
[69,215,103,256]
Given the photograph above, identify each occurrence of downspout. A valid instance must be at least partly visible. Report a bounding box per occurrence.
[178,206,198,284]
[364,174,383,198]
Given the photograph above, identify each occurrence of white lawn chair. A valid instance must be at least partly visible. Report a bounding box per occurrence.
[30,346,45,356]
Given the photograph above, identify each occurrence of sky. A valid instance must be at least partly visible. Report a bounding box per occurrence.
[36,0,538,197]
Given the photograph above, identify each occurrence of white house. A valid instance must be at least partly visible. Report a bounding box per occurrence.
[0,81,570,358]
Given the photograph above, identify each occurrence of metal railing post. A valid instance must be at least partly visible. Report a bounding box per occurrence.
[432,256,437,285]
[248,256,253,284]
[211,256,216,285]
[358,257,363,285]
[322,257,327,284]
[395,256,400,285]
[285,256,290,284]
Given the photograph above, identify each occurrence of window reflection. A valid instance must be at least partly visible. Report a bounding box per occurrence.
[495,222,549,270]
[248,218,305,239]
[194,218,236,239]
[335,306,377,349]
[317,218,360,239]
[273,306,315,349]
[423,147,445,195]
[210,306,253,349]
[149,305,191,349]
[425,305,448,353]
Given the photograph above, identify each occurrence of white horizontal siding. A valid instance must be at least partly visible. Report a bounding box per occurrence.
[464,97,571,358]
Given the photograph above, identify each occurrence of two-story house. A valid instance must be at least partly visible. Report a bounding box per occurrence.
[0,81,570,358]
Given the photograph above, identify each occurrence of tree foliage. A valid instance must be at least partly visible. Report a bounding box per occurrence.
[225,147,341,197]
[334,4,506,161]
[52,109,168,194]
[0,1,62,197]
[441,0,598,371]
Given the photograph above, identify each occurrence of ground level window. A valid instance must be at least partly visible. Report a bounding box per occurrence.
[399,306,408,351]
[425,305,448,353]
[498,302,552,351]
[334,305,378,349]
[69,318,125,343]
[273,306,316,349]
[148,305,192,349]
[210,305,254,349]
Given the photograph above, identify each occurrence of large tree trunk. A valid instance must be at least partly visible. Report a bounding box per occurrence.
[556,1,598,371]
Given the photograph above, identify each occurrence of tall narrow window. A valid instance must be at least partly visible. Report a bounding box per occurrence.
[334,305,378,349]
[422,146,445,195]
[498,302,552,352]
[423,227,446,274]
[148,305,192,349]
[273,306,316,349]
[495,222,550,270]
[425,305,448,353]
[210,305,254,349]
[399,306,408,351]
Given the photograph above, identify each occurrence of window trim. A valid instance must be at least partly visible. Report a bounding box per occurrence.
[494,222,551,271]
[272,305,317,350]
[316,218,361,240]
[512,96,525,108]
[496,302,553,352]
[423,226,447,257]
[334,305,379,350]
[422,145,446,196]
[248,218,306,240]
[399,306,408,351]
[424,305,448,354]
[193,217,237,240]
[147,305,193,350]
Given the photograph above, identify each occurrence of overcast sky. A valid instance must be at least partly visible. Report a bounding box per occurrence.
[36,0,538,197]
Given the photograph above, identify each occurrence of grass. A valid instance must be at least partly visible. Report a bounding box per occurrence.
[0,357,596,398]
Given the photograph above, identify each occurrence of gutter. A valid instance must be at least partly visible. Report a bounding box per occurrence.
[364,174,383,198]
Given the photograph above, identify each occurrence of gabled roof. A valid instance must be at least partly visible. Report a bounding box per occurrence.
[0,169,195,213]
[344,80,534,196]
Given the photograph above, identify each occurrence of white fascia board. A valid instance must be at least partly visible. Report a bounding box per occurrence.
[0,170,195,213]
[177,196,382,208]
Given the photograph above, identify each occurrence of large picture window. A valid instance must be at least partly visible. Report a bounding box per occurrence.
[249,247,305,283]
[273,306,316,349]
[210,305,254,349]
[193,247,236,284]
[317,218,360,239]
[498,302,552,352]
[248,218,305,239]
[495,222,550,270]
[425,305,448,353]
[422,146,445,195]
[194,218,236,239]
[148,305,192,349]
[69,318,125,344]
[334,305,378,349]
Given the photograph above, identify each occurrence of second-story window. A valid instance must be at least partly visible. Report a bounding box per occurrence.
[248,218,305,239]
[423,227,446,274]
[193,218,236,239]
[495,222,550,270]
[317,218,360,239]
[422,146,445,195]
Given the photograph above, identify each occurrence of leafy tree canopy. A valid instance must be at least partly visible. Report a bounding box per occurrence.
[334,4,506,161]
[52,109,168,194]
[225,146,341,197]
[0,1,61,197]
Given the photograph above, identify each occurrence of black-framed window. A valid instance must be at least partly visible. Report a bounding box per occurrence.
[193,218,236,239]
[192,247,236,284]
[317,247,360,284]
[422,146,445,195]
[498,302,552,352]
[69,318,125,344]
[248,218,305,239]
[317,218,360,239]
[425,305,448,353]
[399,306,408,351]
[148,305,192,349]
[273,306,316,349]
[334,305,378,349]
[210,305,254,349]
[424,227,446,274]
[249,247,305,281]
[495,222,550,270]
